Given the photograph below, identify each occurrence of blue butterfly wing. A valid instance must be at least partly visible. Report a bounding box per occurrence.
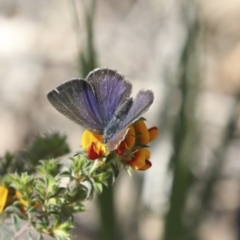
[47,79,104,133]
[86,68,132,126]
[119,90,154,128]
[106,90,154,151]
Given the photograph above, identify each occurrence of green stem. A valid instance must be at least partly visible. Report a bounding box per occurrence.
[97,187,117,240]
[89,160,99,174]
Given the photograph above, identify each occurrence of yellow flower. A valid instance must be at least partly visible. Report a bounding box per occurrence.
[134,121,158,144]
[81,120,158,170]
[0,186,8,214]
[0,186,28,214]
[15,191,28,208]
[0,186,40,214]
[123,121,158,170]
[15,191,40,213]
[128,148,152,170]
[81,130,106,160]
[116,125,136,155]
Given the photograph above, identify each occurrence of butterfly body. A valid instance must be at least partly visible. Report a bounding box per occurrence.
[47,68,154,150]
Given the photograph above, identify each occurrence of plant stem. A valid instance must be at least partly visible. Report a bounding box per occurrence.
[14,222,31,240]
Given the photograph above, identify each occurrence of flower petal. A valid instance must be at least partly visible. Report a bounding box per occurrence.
[148,127,158,142]
[129,148,151,170]
[15,191,28,207]
[0,186,8,214]
[87,142,104,160]
[81,130,106,159]
[139,160,152,170]
[81,130,103,149]
[121,125,136,149]
[134,120,150,144]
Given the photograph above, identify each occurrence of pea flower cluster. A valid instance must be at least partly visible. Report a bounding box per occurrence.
[82,119,158,170]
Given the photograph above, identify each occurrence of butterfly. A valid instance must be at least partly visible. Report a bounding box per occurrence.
[47,68,154,151]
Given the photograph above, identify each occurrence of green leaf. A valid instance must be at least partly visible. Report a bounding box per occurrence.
[59,170,71,178]
[37,233,43,240]
[0,223,14,240]
[28,232,34,240]
[53,219,74,240]
[36,159,61,176]
[5,205,27,220]
[52,214,62,226]
[24,132,70,167]
[93,182,103,194]
[11,214,20,233]
[72,204,85,212]
[0,132,70,175]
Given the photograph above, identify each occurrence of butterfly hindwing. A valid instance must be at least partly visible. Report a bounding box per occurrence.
[106,126,129,151]
[106,90,154,150]
[119,90,154,129]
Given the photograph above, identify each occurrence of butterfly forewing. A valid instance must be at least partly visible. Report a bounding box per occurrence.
[47,79,103,133]
[86,68,132,125]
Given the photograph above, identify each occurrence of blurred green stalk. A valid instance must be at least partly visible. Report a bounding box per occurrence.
[189,93,240,240]
[69,1,118,239]
[98,186,121,240]
[162,1,240,239]
[162,5,200,240]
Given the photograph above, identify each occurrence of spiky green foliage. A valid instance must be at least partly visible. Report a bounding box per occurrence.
[1,140,122,240]
[0,132,70,176]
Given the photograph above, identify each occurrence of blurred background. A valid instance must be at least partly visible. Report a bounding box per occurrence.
[1,0,240,239]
